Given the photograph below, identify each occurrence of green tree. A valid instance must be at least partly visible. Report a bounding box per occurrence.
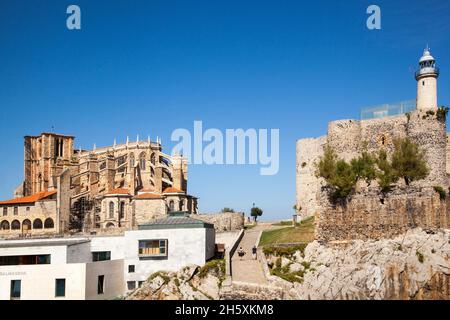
[221,207,235,213]
[250,207,263,222]
[316,145,337,180]
[391,138,429,186]
[375,150,398,192]
[350,151,376,185]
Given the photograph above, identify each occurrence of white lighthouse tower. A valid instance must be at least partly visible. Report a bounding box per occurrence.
[416,47,439,111]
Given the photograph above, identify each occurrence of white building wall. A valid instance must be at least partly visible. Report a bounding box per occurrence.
[85,259,124,300]
[0,264,86,300]
[123,228,208,283]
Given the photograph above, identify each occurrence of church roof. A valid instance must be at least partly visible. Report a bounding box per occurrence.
[105,188,131,196]
[133,193,163,200]
[0,190,57,205]
[163,187,185,194]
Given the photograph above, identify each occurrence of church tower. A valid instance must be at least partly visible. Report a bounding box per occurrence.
[416,47,439,111]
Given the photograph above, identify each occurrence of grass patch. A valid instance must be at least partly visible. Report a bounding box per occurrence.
[148,271,170,284]
[433,186,446,200]
[272,221,301,227]
[198,259,225,279]
[416,250,425,263]
[259,217,315,246]
[263,244,308,257]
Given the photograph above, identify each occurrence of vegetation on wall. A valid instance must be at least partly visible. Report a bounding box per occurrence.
[437,106,449,122]
[316,138,429,202]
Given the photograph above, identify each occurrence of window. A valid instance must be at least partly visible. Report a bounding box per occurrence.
[119,202,125,220]
[55,279,66,297]
[11,220,20,230]
[128,265,135,273]
[10,280,21,300]
[97,275,105,294]
[33,219,43,229]
[1,220,10,230]
[138,239,168,257]
[3,207,7,216]
[169,201,175,212]
[13,207,18,215]
[129,154,135,168]
[26,207,30,211]
[92,251,111,262]
[150,153,156,165]
[44,218,54,229]
[139,152,146,170]
[109,202,114,219]
[127,281,136,290]
[0,254,51,266]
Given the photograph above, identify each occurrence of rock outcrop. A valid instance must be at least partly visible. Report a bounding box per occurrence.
[265,228,450,300]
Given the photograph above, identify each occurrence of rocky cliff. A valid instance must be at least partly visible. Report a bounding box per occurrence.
[265,228,449,300]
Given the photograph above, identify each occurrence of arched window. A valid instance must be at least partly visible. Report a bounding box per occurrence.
[106,222,115,228]
[130,153,135,168]
[109,201,115,218]
[0,220,9,230]
[119,202,125,219]
[33,219,43,229]
[44,218,54,229]
[139,152,146,170]
[150,153,156,165]
[179,200,185,211]
[22,219,32,231]
[11,220,20,230]
[169,200,175,212]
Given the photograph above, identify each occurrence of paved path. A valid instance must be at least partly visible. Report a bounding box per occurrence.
[231,224,272,285]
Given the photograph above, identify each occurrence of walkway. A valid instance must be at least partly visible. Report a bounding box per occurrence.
[231,224,271,285]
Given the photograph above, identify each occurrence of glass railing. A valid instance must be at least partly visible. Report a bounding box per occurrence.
[360,100,416,120]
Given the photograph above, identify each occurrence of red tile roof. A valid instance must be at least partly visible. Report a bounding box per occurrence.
[163,187,185,194]
[105,188,131,196]
[134,193,163,200]
[0,190,57,205]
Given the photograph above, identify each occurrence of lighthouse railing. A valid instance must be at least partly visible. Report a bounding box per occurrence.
[360,100,416,120]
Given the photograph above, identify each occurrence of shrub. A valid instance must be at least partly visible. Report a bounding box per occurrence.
[198,259,225,278]
[437,106,449,122]
[416,250,425,263]
[375,150,399,192]
[221,207,235,213]
[391,138,429,186]
[351,151,377,185]
[263,244,308,257]
[433,186,446,200]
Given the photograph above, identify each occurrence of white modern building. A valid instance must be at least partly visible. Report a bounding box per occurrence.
[0,212,215,300]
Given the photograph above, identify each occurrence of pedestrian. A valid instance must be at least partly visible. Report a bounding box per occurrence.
[252,245,257,260]
[237,246,245,260]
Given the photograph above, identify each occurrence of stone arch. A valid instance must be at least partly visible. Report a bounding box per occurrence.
[106,222,115,228]
[11,220,20,230]
[1,220,9,230]
[44,218,54,229]
[22,219,32,231]
[33,218,43,229]
[150,153,156,165]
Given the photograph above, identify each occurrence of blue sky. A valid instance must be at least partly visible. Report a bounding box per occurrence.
[0,0,449,220]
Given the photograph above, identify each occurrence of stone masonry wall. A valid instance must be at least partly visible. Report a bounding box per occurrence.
[316,187,450,242]
[296,136,326,219]
[196,212,244,232]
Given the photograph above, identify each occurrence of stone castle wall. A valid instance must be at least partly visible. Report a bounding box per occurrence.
[316,187,450,242]
[296,110,449,222]
[195,212,245,232]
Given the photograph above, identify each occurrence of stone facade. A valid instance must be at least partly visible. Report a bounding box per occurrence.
[1,134,197,238]
[196,212,245,232]
[317,187,450,242]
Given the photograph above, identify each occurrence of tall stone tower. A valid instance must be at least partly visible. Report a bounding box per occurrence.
[24,133,75,196]
[416,47,439,111]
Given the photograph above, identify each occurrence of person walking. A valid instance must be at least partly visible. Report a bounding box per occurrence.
[237,246,245,260]
[252,245,257,260]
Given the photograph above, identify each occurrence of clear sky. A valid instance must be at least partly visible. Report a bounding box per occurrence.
[0,0,449,220]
